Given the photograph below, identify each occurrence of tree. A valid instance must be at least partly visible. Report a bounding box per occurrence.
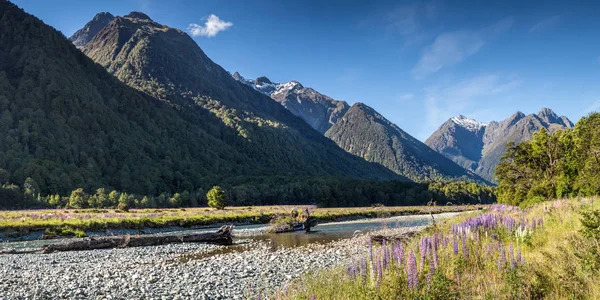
[68,188,88,208]
[168,193,183,207]
[207,186,228,210]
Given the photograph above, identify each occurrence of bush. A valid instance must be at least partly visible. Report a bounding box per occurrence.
[207,186,228,210]
[117,202,130,212]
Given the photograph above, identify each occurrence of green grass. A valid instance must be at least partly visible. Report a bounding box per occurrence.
[277,197,600,299]
[0,205,483,235]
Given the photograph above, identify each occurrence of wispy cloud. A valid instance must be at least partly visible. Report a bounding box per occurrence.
[420,74,522,139]
[188,14,232,38]
[529,15,561,33]
[360,3,438,46]
[412,18,514,78]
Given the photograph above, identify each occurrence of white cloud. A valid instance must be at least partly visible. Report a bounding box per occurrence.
[419,74,522,139]
[188,14,232,38]
[529,15,561,33]
[360,3,439,46]
[412,18,513,78]
[412,31,485,78]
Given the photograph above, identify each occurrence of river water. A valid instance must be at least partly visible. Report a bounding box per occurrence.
[0,212,459,251]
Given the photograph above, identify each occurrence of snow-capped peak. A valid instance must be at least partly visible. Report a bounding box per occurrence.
[231,72,305,97]
[451,115,487,131]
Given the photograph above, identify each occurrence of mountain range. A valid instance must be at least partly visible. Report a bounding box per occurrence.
[0,2,402,198]
[425,108,574,182]
[234,74,486,183]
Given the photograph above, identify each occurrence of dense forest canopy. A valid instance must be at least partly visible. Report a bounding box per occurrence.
[0,0,402,207]
[495,112,600,206]
[0,177,495,209]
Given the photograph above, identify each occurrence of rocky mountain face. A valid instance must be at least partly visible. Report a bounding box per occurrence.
[68,12,114,49]
[233,73,349,134]
[235,74,486,183]
[325,103,486,182]
[73,11,402,182]
[425,108,574,182]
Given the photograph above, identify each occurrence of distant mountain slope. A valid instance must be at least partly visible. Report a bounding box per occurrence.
[425,116,486,171]
[74,12,402,181]
[325,103,486,182]
[68,12,114,49]
[233,73,349,134]
[0,2,403,203]
[234,73,486,183]
[426,108,574,182]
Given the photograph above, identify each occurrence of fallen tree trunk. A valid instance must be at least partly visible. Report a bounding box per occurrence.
[41,225,233,253]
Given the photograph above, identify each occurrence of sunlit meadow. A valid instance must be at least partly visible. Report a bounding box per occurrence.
[279,197,600,299]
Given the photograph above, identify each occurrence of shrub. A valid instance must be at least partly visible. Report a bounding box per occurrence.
[207,186,228,210]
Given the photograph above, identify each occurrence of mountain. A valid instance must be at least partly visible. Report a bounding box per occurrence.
[72,11,402,179]
[68,12,114,49]
[425,108,574,182]
[325,103,485,182]
[0,2,402,201]
[234,73,485,183]
[424,115,486,172]
[233,73,349,134]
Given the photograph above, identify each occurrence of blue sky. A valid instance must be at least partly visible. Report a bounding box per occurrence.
[14,0,600,140]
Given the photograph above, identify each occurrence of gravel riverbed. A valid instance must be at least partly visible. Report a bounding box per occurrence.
[0,214,458,299]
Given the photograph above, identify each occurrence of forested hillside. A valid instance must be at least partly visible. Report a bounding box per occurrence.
[325,103,487,183]
[0,2,402,208]
[495,112,600,206]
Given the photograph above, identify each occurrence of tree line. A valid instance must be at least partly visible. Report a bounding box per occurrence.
[495,112,600,206]
[0,176,495,209]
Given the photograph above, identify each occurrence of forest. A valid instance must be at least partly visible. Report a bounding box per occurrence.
[495,112,600,206]
[0,177,494,209]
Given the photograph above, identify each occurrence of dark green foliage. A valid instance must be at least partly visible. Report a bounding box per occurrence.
[495,113,600,206]
[207,186,228,210]
[581,210,600,240]
[0,1,400,208]
[325,103,487,183]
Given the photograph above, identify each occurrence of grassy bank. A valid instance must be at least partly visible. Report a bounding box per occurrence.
[279,197,600,299]
[0,205,483,235]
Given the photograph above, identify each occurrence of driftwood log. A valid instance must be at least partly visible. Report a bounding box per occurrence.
[40,225,234,253]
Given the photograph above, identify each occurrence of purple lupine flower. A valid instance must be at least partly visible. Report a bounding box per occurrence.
[461,233,468,259]
[516,249,522,266]
[497,243,506,271]
[453,236,459,255]
[509,243,515,269]
[395,243,404,268]
[432,238,438,269]
[377,253,383,281]
[368,239,373,262]
[419,237,428,272]
[310,295,316,300]
[485,242,493,260]
[407,250,418,289]
[382,240,389,268]
[427,251,435,288]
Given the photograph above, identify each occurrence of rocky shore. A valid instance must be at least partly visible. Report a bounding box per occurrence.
[0,214,457,299]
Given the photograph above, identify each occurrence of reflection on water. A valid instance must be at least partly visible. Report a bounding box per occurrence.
[250,217,431,250]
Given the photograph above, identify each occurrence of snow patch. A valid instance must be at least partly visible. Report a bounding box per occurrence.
[451,115,487,131]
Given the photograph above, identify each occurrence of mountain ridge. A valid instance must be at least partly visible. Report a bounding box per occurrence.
[234,73,487,183]
[426,108,574,181]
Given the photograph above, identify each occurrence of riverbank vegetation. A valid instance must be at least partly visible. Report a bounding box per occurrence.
[0,178,495,209]
[0,205,484,236]
[280,197,600,299]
